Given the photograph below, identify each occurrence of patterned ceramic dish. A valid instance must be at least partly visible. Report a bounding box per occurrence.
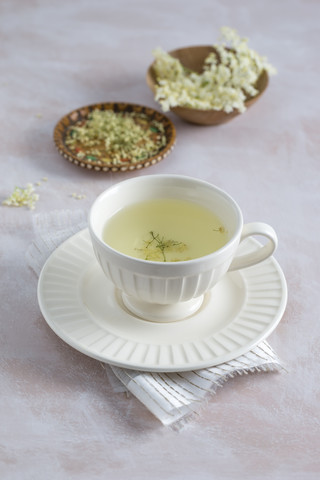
[53,102,176,172]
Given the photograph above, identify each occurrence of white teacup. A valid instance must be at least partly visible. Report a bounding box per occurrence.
[89,175,277,322]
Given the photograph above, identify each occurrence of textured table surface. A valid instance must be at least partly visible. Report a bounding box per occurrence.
[1,0,319,479]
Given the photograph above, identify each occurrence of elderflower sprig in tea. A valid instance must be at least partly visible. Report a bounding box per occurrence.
[138,231,188,262]
[152,27,276,113]
[2,184,39,210]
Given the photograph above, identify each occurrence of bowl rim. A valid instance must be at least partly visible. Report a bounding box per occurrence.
[88,173,243,273]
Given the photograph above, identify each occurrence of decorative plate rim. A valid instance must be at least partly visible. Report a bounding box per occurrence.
[53,102,176,172]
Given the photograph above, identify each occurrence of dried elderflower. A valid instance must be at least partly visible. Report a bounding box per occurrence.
[65,109,167,165]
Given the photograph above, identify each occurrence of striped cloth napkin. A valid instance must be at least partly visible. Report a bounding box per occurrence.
[26,210,284,427]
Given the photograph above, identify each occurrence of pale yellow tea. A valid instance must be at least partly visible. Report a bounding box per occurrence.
[102,198,228,262]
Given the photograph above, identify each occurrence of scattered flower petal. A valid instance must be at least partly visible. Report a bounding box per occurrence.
[2,184,39,210]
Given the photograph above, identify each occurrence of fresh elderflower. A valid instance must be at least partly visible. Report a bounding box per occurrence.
[152,27,276,113]
[2,183,39,210]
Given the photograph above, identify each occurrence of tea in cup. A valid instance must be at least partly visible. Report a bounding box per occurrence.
[89,175,277,322]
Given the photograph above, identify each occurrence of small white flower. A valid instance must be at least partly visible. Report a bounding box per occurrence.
[152,27,276,114]
[2,184,39,210]
[71,193,86,200]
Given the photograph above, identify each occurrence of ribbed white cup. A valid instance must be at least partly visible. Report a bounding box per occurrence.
[89,175,277,322]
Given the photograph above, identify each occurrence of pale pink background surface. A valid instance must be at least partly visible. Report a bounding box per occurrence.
[1,0,319,478]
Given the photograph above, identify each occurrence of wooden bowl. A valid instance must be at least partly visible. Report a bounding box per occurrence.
[146,45,269,126]
[53,102,176,172]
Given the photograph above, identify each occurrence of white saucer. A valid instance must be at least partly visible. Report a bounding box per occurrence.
[37,229,287,372]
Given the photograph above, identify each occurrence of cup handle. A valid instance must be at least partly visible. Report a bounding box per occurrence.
[228,222,278,272]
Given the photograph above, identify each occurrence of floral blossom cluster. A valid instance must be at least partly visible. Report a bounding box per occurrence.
[2,184,39,210]
[152,27,276,113]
